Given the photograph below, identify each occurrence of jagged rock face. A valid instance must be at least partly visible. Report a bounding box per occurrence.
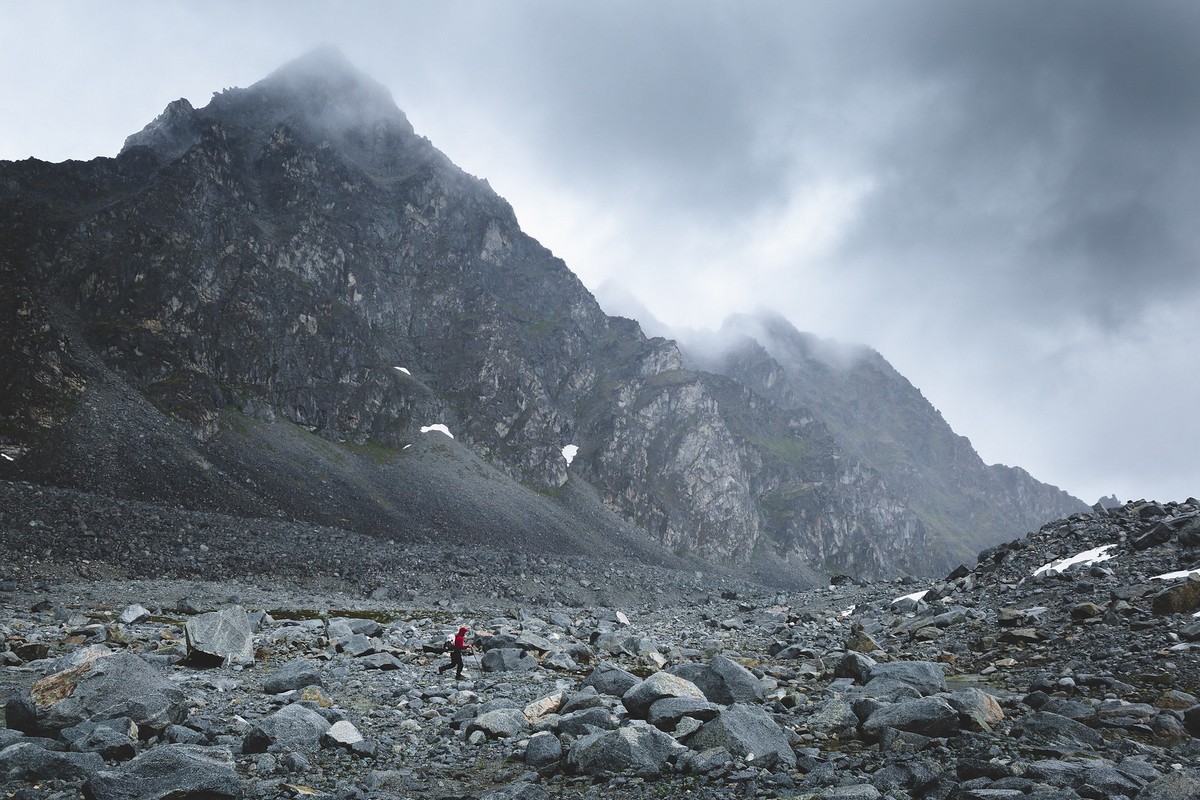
[5,50,612,491]
[0,50,1069,580]
[691,312,1088,566]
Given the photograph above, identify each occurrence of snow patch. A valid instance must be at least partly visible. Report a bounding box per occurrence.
[0,453,13,462]
[562,444,579,465]
[892,590,929,605]
[1033,545,1116,576]
[420,424,453,439]
[1152,568,1200,582]
[394,367,411,376]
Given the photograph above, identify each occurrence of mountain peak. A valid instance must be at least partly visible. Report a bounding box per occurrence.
[121,47,415,163]
[240,45,413,138]
[260,45,376,94]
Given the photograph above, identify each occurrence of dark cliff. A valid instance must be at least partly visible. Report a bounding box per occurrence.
[0,49,1081,582]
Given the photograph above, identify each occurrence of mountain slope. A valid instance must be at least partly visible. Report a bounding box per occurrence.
[685,311,1088,564]
[0,48,1079,582]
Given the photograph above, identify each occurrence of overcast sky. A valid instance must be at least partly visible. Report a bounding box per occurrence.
[3,1,1198,505]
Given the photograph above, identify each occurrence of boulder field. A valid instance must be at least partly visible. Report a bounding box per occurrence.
[1,496,1199,799]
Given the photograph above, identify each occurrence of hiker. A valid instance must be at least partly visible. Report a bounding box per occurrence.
[438,625,472,678]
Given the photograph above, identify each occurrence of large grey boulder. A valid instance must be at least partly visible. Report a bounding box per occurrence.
[118,604,152,625]
[82,744,242,800]
[819,785,882,799]
[481,648,537,673]
[556,707,618,737]
[647,696,721,731]
[48,644,113,674]
[566,722,686,777]
[859,678,923,703]
[184,606,254,665]
[467,708,529,740]
[7,652,186,737]
[1084,762,1148,798]
[1185,704,1200,737]
[863,661,947,697]
[1014,711,1104,751]
[688,704,796,770]
[581,662,640,698]
[359,652,404,670]
[670,655,764,706]
[524,731,563,773]
[262,658,323,694]
[861,696,962,739]
[321,720,373,757]
[328,617,383,638]
[833,652,877,682]
[0,741,104,783]
[514,631,554,653]
[622,671,706,719]
[561,686,607,714]
[1135,770,1200,799]
[61,717,139,761]
[338,633,375,657]
[242,703,331,753]
[1151,576,1200,615]
[480,781,548,800]
[805,698,859,738]
[946,688,1005,732]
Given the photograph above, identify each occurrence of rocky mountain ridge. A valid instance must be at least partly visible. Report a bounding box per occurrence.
[1,47,1083,581]
[685,311,1089,564]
